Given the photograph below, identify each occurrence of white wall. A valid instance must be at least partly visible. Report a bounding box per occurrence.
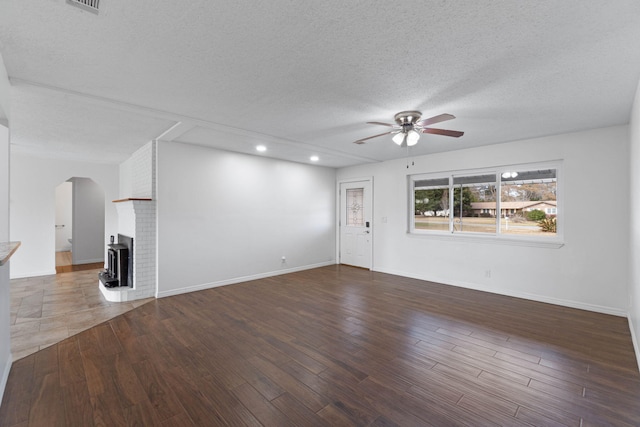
[0,124,11,408]
[337,125,630,315]
[156,141,336,297]
[0,52,12,407]
[628,78,640,367]
[0,52,8,126]
[54,181,72,252]
[0,127,8,236]
[71,177,105,264]
[10,153,118,278]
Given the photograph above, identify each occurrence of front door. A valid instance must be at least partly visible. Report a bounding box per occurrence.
[339,180,372,269]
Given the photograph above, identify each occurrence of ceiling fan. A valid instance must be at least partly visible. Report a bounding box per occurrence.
[354,111,464,146]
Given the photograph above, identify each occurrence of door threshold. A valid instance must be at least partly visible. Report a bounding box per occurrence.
[339,264,371,271]
[56,262,104,274]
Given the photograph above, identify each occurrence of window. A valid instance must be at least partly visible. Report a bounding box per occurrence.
[452,174,497,234]
[413,177,450,231]
[410,162,560,242]
[499,168,557,236]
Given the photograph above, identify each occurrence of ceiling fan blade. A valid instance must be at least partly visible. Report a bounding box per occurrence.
[421,128,464,138]
[417,113,455,127]
[354,131,396,144]
[366,121,398,128]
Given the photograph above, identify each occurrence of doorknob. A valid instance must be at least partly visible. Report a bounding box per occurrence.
[364,230,370,234]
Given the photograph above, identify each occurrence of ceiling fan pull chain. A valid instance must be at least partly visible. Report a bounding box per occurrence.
[406,145,410,168]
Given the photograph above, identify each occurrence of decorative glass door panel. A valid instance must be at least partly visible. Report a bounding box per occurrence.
[346,188,364,226]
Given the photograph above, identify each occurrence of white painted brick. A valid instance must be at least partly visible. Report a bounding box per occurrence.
[112,193,156,301]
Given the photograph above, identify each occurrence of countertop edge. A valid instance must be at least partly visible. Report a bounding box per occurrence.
[0,241,21,266]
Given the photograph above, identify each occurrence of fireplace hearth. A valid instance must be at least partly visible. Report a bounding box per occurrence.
[99,234,133,288]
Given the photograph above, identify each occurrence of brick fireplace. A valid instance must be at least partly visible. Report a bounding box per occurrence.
[99,198,156,302]
[99,140,156,302]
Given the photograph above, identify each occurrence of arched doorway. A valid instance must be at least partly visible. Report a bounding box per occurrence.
[54,177,105,273]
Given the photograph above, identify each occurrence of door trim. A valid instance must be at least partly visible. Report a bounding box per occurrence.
[336,176,373,270]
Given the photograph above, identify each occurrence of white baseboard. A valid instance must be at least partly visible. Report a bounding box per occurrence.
[0,352,12,408]
[375,267,627,317]
[157,261,335,298]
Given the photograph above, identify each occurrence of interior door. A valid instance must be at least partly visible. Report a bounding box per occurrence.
[339,180,372,269]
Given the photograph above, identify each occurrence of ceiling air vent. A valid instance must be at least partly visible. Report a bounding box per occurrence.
[66,0,100,14]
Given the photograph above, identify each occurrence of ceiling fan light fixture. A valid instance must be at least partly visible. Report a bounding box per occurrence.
[392,132,405,145]
[406,130,420,146]
[354,111,462,146]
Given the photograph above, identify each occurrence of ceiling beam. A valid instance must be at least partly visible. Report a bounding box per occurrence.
[154,121,197,141]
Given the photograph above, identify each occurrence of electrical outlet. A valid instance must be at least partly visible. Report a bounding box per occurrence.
[485,270,491,278]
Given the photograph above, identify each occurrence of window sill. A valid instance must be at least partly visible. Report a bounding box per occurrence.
[408,232,564,249]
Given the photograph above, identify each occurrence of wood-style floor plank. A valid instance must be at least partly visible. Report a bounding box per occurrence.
[61,379,93,427]
[28,373,65,427]
[2,265,640,426]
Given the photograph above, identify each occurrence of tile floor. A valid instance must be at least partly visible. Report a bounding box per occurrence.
[10,268,153,360]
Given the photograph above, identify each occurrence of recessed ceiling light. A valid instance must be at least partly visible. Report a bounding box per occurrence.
[310,155,319,162]
[256,145,267,152]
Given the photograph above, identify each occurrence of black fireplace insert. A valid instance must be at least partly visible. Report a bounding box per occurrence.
[99,234,133,288]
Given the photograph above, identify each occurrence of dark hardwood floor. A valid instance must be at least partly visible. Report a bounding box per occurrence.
[2,265,639,426]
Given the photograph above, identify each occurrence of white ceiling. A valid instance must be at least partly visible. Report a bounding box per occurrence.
[1,1,640,168]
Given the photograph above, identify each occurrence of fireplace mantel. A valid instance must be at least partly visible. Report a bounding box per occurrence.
[112,198,153,203]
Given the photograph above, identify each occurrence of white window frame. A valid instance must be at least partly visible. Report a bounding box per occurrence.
[408,160,563,248]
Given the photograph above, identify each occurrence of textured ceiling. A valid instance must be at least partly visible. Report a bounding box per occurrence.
[1,1,640,167]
